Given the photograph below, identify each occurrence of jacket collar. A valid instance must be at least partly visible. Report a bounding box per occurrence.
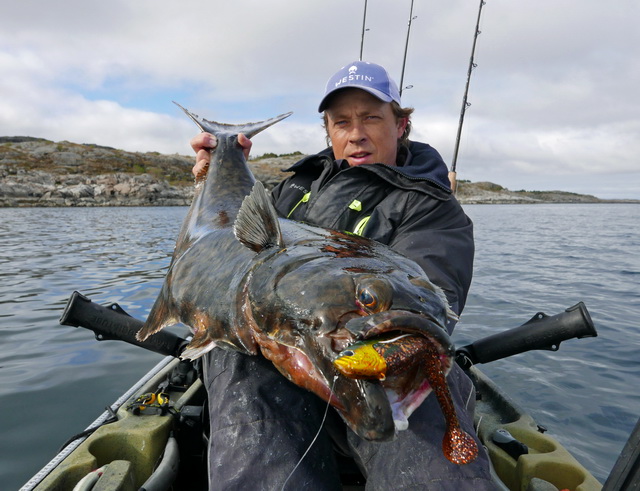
[284,142,452,193]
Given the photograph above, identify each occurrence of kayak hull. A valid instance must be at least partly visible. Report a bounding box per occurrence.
[30,357,206,491]
[471,366,602,491]
[26,358,602,491]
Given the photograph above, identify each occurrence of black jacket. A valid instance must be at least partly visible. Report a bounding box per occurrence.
[271,141,474,324]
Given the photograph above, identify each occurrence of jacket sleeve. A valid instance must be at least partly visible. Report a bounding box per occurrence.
[369,193,474,325]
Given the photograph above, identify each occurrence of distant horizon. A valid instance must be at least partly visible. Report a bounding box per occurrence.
[3,134,639,202]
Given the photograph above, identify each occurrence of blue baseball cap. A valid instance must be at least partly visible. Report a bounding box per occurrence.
[318,61,401,112]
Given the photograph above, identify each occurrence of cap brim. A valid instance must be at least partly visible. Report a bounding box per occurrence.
[318,86,395,112]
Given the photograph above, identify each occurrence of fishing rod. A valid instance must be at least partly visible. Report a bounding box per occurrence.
[449,0,486,195]
[359,0,368,60]
[357,0,415,93]
[399,0,416,96]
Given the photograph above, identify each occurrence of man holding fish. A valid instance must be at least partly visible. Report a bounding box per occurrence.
[189,61,495,489]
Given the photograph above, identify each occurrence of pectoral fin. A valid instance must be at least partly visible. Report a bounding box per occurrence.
[234,181,285,253]
[136,283,177,342]
[181,328,218,360]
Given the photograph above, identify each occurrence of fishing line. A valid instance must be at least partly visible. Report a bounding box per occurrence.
[280,375,338,491]
[377,333,413,344]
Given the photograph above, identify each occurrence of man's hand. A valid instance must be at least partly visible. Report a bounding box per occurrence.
[190,132,253,179]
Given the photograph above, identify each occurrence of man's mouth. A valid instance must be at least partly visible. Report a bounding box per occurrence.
[348,152,372,165]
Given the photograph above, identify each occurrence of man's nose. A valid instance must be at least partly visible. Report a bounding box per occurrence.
[348,121,367,143]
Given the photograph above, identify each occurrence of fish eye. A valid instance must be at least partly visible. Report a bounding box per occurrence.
[342,350,355,357]
[357,288,377,310]
[355,277,392,313]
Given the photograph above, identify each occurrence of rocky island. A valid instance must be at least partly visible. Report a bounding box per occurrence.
[0,136,609,207]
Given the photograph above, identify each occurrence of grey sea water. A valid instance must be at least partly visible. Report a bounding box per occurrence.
[0,204,638,489]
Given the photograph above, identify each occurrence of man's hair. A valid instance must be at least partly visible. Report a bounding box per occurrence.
[322,101,414,148]
[391,102,414,145]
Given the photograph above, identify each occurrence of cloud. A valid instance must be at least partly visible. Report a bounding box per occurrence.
[1,0,639,199]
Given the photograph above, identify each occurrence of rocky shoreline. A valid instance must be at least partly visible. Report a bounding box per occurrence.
[0,136,628,207]
[0,170,194,207]
[0,136,302,207]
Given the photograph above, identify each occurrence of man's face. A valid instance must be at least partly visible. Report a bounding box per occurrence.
[325,88,407,167]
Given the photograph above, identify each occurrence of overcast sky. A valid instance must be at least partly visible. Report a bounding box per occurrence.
[1,0,638,199]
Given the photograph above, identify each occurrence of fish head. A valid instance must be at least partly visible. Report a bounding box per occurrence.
[242,224,456,441]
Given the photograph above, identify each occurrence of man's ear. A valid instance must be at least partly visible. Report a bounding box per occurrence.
[397,117,409,139]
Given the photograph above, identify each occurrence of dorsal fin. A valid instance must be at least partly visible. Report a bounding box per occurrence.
[173,101,292,139]
[234,181,285,253]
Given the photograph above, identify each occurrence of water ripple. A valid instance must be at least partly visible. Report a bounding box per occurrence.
[1,204,639,487]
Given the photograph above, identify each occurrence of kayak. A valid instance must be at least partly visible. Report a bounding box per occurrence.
[22,355,604,491]
[25,294,640,490]
[23,356,208,491]
[471,368,602,491]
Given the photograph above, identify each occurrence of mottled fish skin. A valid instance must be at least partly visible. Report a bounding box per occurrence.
[136,106,459,442]
[136,106,291,357]
[335,334,479,464]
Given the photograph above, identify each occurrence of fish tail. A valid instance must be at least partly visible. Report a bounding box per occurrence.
[173,102,292,139]
[442,426,479,465]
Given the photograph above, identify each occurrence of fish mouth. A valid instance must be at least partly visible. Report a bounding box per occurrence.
[341,310,455,434]
[256,309,454,442]
[344,309,450,341]
[255,329,396,441]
